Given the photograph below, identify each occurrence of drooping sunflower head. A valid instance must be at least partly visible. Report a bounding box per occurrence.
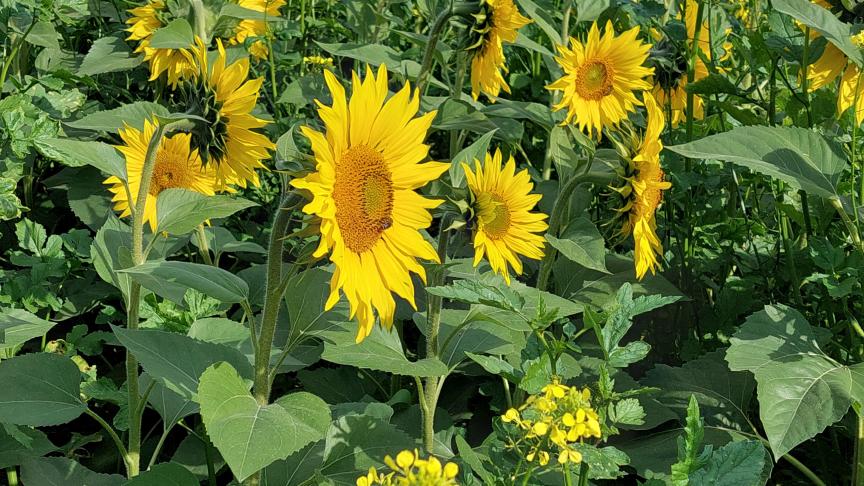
[225,0,286,60]
[181,37,274,188]
[291,64,449,342]
[548,21,654,139]
[608,94,671,279]
[462,148,547,285]
[105,119,220,232]
[459,0,531,101]
[126,0,197,88]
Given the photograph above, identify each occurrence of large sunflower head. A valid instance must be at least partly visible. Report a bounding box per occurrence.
[225,0,286,60]
[462,148,547,285]
[183,38,274,188]
[548,21,654,139]
[105,119,220,232]
[462,0,531,101]
[291,64,450,342]
[126,0,197,88]
[609,94,671,279]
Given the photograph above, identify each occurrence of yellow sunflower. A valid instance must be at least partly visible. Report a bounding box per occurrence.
[462,149,548,284]
[225,0,286,60]
[617,94,671,279]
[548,21,654,139]
[189,38,274,188]
[466,0,532,101]
[105,119,220,232]
[126,0,197,88]
[291,65,450,342]
[651,0,711,128]
[805,0,864,123]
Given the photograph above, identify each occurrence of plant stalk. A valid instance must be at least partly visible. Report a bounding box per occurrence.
[422,219,451,452]
[5,468,18,486]
[195,224,215,265]
[536,173,587,291]
[125,121,168,477]
[416,6,455,94]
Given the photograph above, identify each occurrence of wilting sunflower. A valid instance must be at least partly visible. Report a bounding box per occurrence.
[462,149,547,284]
[548,21,654,139]
[186,38,274,188]
[225,0,286,60]
[291,65,449,342]
[105,119,220,231]
[651,0,711,128]
[126,0,197,88]
[611,94,671,279]
[805,0,864,123]
[464,0,531,101]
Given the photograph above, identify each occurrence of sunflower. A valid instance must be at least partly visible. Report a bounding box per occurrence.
[225,0,286,60]
[805,0,864,123]
[651,0,711,128]
[291,65,449,342]
[187,38,274,188]
[105,119,220,232]
[612,94,671,279]
[126,0,197,88]
[462,149,547,284]
[548,21,654,139]
[465,0,531,101]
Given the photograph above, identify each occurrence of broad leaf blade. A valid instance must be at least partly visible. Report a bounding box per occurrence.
[0,353,85,426]
[120,260,249,304]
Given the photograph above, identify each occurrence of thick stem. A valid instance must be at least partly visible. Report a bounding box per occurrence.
[195,224,215,265]
[832,198,864,256]
[536,174,586,291]
[5,468,18,486]
[189,0,208,42]
[422,221,451,452]
[252,194,298,405]
[416,7,455,94]
[854,410,864,486]
[125,121,168,478]
[85,408,131,475]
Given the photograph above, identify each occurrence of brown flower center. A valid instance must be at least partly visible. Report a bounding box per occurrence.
[148,148,196,196]
[476,192,511,240]
[333,145,394,253]
[576,60,615,100]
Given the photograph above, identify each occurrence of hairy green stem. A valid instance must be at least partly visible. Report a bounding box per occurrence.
[422,220,451,452]
[831,198,864,256]
[252,194,298,405]
[195,224,215,265]
[85,408,131,475]
[5,468,18,486]
[125,121,168,477]
[536,173,588,291]
[416,6,455,94]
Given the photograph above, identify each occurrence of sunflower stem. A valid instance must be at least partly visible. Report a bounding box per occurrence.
[422,217,451,453]
[252,193,300,406]
[536,173,588,291]
[189,0,208,42]
[195,224,215,265]
[416,5,455,94]
[125,120,170,478]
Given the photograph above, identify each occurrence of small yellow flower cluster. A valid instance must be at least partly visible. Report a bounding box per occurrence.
[501,379,601,466]
[852,31,864,48]
[303,55,335,67]
[356,449,459,486]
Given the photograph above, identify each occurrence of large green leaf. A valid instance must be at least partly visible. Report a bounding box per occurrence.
[666,126,847,200]
[112,326,253,399]
[415,309,517,369]
[690,440,772,486]
[0,308,56,357]
[773,0,863,67]
[197,362,331,482]
[546,216,609,273]
[148,19,195,49]
[284,268,349,343]
[726,304,862,458]
[0,425,56,469]
[319,413,414,485]
[155,189,257,235]
[20,456,124,486]
[120,260,249,304]
[319,321,449,377]
[65,101,169,132]
[123,462,199,486]
[78,35,141,76]
[36,138,126,180]
[90,215,133,298]
[449,130,496,188]
[0,353,85,426]
[140,373,199,429]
